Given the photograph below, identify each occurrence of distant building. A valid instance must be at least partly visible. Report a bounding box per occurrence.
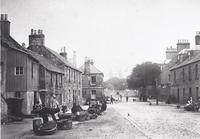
[28,30,82,108]
[169,32,200,104]
[1,14,40,116]
[79,58,104,103]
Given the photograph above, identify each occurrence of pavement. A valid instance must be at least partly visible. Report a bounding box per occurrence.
[1,105,147,139]
[111,98,200,139]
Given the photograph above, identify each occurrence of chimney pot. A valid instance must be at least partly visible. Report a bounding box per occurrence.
[1,14,4,20]
[5,14,8,20]
[31,29,34,35]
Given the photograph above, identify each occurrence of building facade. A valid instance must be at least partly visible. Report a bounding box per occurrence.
[28,50,65,108]
[79,58,104,103]
[170,52,200,104]
[27,30,82,108]
[1,14,39,116]
[169,32,200,104]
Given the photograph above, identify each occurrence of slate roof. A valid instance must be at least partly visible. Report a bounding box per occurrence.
[45,47,82,72]
[170,52,200,70]
[28,50,64,74]
[79,64,103,74]
[1,36,64,74]
[1,36,28,53]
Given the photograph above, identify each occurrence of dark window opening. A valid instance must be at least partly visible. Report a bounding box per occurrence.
[15,92,21,98]
[91,76,96,84]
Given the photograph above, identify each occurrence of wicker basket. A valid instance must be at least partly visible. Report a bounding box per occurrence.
[57,119,72,130]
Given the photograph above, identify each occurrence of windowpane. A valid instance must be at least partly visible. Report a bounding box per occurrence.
[91,76,96,84]
[15,66,24,75]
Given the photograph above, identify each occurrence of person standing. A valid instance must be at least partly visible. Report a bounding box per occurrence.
[111,95,113,104]
[48,94,59,121]
[126,96,129,102]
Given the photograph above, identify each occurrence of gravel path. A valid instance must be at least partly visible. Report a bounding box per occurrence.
[112,101,200,139]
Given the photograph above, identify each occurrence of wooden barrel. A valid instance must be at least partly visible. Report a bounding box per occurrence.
[33,117,43,132]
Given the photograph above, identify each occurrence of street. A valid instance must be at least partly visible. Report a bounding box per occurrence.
[2,99,200,139]
[1,105,146,139]
[112,99,200,139]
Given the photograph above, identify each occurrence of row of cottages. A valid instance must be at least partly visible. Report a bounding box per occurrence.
[27,29,82,109]
[79,58,105,103]
[0,14,82,117]
[160,31,200,104]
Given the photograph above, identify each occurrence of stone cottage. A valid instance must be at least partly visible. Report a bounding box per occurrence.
[79,58,104,103]
[27,30,82,108]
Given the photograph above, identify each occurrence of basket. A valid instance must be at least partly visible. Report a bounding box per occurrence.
[57,119,72,130]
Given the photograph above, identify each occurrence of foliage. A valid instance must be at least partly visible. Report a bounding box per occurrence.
[104,77,128,90]
[127,62,161,90]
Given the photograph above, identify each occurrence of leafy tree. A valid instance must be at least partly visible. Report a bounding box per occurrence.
[104,77,128,90]
[127,62,161,101]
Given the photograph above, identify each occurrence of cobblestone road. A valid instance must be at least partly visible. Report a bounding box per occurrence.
[112,101,200,139]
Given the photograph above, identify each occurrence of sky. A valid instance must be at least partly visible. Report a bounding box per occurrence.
[1,0,200,80]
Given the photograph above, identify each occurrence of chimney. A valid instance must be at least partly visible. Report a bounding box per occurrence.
[195,31,200,50]
[176,40,190,53]
[84,57,90,74]
[73,51,77,67]
[59,47,67,60]
[165,46,177,60]
[29,29,45,46]
[90,59,94,65]
[0,14,10,36]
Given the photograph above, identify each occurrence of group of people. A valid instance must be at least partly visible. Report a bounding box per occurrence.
[32,94,60,123]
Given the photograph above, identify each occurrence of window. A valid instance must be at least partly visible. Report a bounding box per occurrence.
[183,88,185,103]
[196,87,199,100]
[61,75,63,87]
[1,62,4,84]
[92,90,96,95]
[177,88,180,103]
[182,68,185,82]
[189,88,192,97]
[91,90,96,99]
[195,64,199,80]
[56,74,58,86]
[78,90,81,96]
[15,66,24,75]
[189,66,192,81]
[91,76,96,84]
[174,71,176,83]
[50,73,53,85]
[31,62,34,79]
[68,69,71,82]
[15,92,21,98]
[74,71,76,83]
[168,74,171,82]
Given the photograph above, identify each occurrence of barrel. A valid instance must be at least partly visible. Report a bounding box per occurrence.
[33,117,43,132]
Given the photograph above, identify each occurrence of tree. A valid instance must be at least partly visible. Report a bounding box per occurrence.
[127,62,161,101]
[104,77,128,91]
